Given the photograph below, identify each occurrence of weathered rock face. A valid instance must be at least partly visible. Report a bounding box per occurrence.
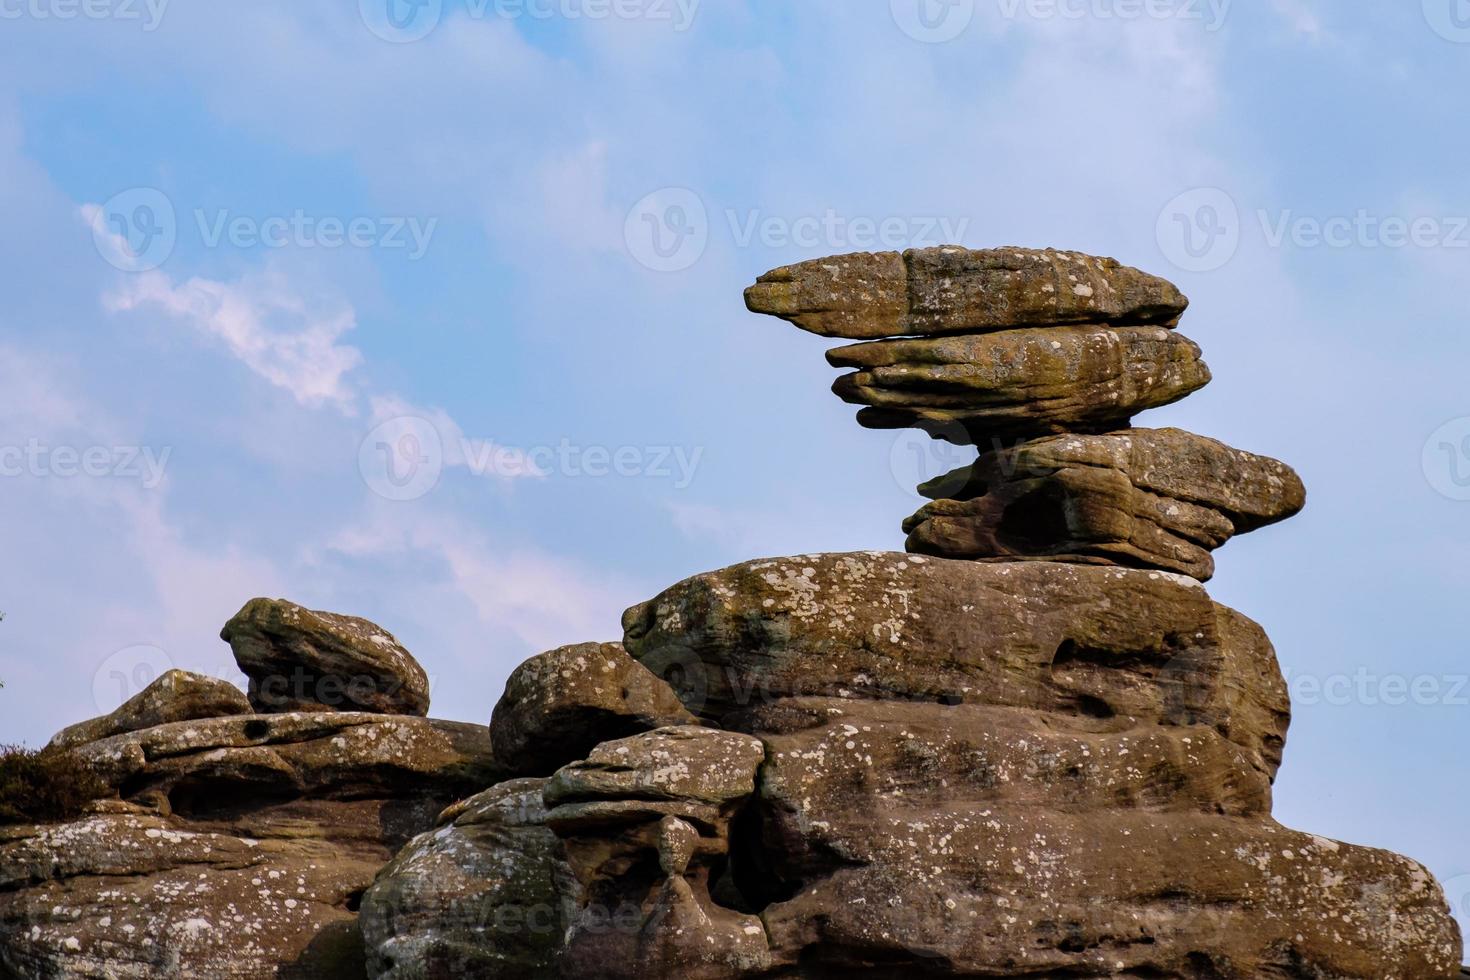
[360,778,577,980]
[904,428,1307,580]
[745,246,1188,339]
[221,598,431,716]
[3,697,498,978]
[490,642,696,778]
[615,552,1461,977]
[47,669,251,750]
[623,553,1288,783]
[826,325,1210,444]
[543,728,771,980]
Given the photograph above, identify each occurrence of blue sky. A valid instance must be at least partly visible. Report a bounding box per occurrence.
[2,0,1469,946]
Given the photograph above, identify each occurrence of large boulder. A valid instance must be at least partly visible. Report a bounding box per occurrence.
[490,642,696,777]
[220,598,431,716]
[48,669,252,750]
[905,428,1307,580]
[826,324,1210,444]
[745,246,1188,339]
[622,552,1288,783]
[360,779,577,980]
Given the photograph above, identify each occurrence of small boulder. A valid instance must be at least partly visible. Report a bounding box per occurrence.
[220,598,430,715]
[48,669,251,750]
[490,641,696,777]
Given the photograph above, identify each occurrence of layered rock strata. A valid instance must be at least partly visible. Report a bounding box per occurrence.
[1,606,493,979]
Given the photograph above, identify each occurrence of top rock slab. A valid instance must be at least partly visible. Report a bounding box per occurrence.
[745,246,1189,339]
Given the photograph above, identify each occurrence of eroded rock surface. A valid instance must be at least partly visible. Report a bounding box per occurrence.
[221,598,431,716]
[827,325,1209,444]
[490,642,696,778]
[48,669,252,750]
[361,778,577,980]
[905,428,1307,579]
[745,246,1188,339]
[1,710,500,979]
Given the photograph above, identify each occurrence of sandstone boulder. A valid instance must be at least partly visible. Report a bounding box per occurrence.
[622,553,1288,783]
[48,669,251,750]
[360,778,577,980]
[221,598,430,715]
[827,325,1209,444]
[905,428,1307,579]
[745,246,1188,339]
[490,642,696,778]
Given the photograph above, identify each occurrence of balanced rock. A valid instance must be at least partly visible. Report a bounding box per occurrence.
[827,324,1209,444]
[47,668,251,750]
[490,641,696,777]
[905,427,1307,579]
[360,778,577,980]
[745,246,1188,339]
[221,598,431,715]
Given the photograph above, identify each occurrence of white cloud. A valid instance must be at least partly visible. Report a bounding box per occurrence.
[102,262,363,413]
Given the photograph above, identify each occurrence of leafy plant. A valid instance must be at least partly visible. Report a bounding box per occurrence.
[0,744,108,825]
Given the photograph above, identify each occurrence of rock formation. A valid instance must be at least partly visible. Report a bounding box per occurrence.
[3,245,1462,978]
[1,607,497,979]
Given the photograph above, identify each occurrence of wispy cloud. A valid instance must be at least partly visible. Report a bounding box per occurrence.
[101,261,363,413]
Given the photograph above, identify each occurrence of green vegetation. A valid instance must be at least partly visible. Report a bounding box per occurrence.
[0,745,108,825]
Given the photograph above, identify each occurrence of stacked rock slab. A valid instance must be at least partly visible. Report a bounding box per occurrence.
[748,247,1304,580]
[0,603,498,979]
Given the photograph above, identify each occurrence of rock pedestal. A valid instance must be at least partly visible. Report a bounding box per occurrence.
[361,246,1456,977]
